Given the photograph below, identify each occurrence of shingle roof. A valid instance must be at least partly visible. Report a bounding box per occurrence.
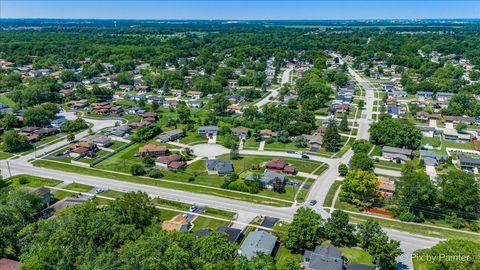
[240,231,277,260]
[207,159,233,174]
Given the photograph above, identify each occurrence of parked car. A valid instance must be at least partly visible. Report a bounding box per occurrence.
[309,200,317,206]
[301,154,310,159]
[189,205,198,212]
[94,188,105,194]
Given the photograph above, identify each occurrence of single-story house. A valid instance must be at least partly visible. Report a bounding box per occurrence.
[84,135,112,147]
[302,245,343,270]
[436,92,454,101]
[377,176,396,198]
[187,100,204,108]
[170,89,184,97]
[195,226,243,243]
[69,99,89,110]
[443,116,474,124]
[155,155,184,169]
[51,116,67,128]
[162,214,190,232]
[419,150,447,166]
[259,129,278,138]
[231,127,249,138]
[240,231,277,260]
[246,171,285,189]
[206,159,233,175]
[138,144,167,157]
[416,91,434,100]
[443,129,471,142]
[108,125,131,138]
[69,142,97,158]
[382,146,413,163]
[158,129,184,142]
[459,155,480,172]
[186,90,203,99]
[265,158,295,174]
[198,126,218,136]
[226,94,245,104]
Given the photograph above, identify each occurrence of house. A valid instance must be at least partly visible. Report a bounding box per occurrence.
[417,126,441,138]
[302,245,343,270]
[195,226,243,243]
[377,176,396,198]
[443,129,471,142]
[246,171,285,189]
[44,195,90,217]
[119,84,134,91]
[155,155,184,169]
[147,95,165,104]
[69,142,97,158]
[231,127,249,138]
[459,155,480,172]
[0,258,20,270]
[302,135,323,152]
[259,129,278,138]
[198,126,218,136]
[443,116,473,124]
[476,116,480,126]
[30,187,52,206]
[142,112,158,121]
[33,127,59,137]
[390,90,408,98]
[108,125,131,138]
[206,159,233,175]
[265,158,295,174]
[84,135,112,147]
[0,103,13,114]
[187,100,204,108]
[240,231,277,260]
[138,144,167,157]
[163,99,179,108]
[162,214,190,232]
[381,82,396,92]
[419,150,447,166]
[69,99,89,109]
[416,91,434,100]
[227,104,242,114]
[415,111,441,121]
[158,129,184,142]
[382,146,413,163]
[170,89,183,97]
[436,92,454,101]
[387,104,400,118]
[226,94,245,104]
[186,90,203,99]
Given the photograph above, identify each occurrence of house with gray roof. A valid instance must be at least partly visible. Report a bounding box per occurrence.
[246,171,285,189]
[459,155,480,172]
[302,245,344,270]
[419,150,447,166]
[206,159,233,175]
[158,129,184,142]
[187,100,204,108]
[382,146,413,163]
[240,230,277,260]
[198,126,218,136]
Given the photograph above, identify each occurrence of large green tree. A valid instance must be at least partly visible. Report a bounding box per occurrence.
[341,170,379,207]
[370,116,422,149]
[286,207,323,250]
[323,210,356,246]
[437,170,480,215]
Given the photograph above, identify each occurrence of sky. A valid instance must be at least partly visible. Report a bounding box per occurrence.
[1,1,480,20]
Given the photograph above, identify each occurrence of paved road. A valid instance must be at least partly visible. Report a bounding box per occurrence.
[255,68,292,108]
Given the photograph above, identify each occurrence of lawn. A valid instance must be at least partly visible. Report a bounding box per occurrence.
[108,140,128,150]
[0,94,20,110]
[7,175,62,188]
[202,207,236,220]
[323,181,342,208]
[339,246,373,265]
[191,216,231,232]
[263,140,308,152]
[32,159,292,207]
[421,136,441,148]
[64,183,93,192]
[53,190,76,201]
[180,133,208,145]
[99,189,125,198]
[0,151,14,160]
[374,159,403,170]
[243,138,260,149]
[218,154,324,174]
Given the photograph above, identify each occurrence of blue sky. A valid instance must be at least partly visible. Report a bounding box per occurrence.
[1,1,479,20]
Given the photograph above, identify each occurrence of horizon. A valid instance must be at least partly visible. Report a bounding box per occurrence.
[1,1,480,20]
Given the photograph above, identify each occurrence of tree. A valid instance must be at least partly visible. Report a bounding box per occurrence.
[396,171,436,220]
[415,240,480,270]
[437,170,480,215]
[151,100,159,111]
[143,156,155,166]
[109,191,157,230]
[61,118,88,133]
[23,107,55,127]
[357,100,365,109]
[2,130,31,153]
[130,164,146,176]
[339,115,349,132]
[323,210,356,246]
[192,232,237,268]
[230,143,240,160]
[349,152,374,171]
[322,119,341,152]
[455,122,468,132]
[0,114,20,129]
[66,133,75,142]
[148,169,164,178]
[286,207,323,250]
[356,219,386,249]
[370,117,422,149]
[338,163,348,176]
[294,136,307,148]
[341,170,379,207]
[352,139,372,154]
[207,94,230,114]
[367,235,403,270]
[235,253,276,270]
[177,104,192,124]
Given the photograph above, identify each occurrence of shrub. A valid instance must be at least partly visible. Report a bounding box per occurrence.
[130,164,146,176]
[148,169,164,179]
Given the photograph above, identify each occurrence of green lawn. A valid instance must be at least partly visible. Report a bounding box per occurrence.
[64,183,93,192]
[374,159,403,170]
[191,217,231,232]
[218,154,324,174]
[7,175,62,188]
[323,181,342,208]
[202,208,236,220]
[0,94,20,110]
[32,159,291,207]
[99,189,125,198]
[263,140,308,152]
[108,140,128,150]
[53,190,76,201]
[180,133,207,145]
[339,247,373,265]
[0,151,14,160]
[421,136,441,148]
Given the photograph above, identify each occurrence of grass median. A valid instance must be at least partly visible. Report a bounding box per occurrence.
[32,159,292,207]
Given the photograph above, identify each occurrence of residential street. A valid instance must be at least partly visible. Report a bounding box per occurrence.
[254,68,292,108]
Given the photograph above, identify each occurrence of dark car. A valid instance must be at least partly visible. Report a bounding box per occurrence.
[309,200,317,206]
[301,154,310,159]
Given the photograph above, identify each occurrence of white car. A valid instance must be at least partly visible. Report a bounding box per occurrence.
[94,188,105,194]
[189,205,197,212]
